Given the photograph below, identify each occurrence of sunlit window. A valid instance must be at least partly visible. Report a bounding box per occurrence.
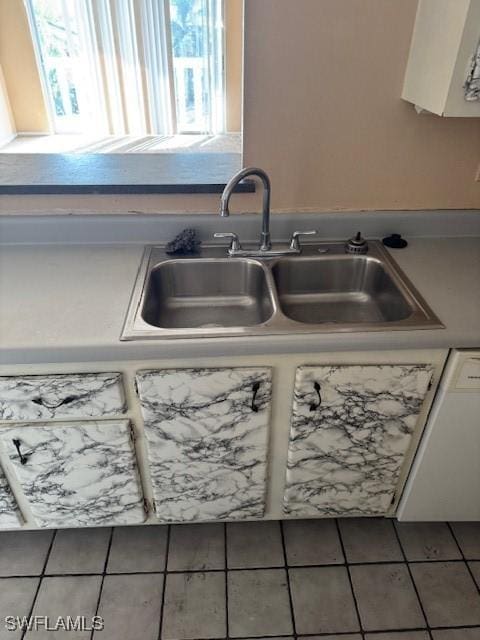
[25,0,225,135]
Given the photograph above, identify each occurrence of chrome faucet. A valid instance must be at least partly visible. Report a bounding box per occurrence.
[216,166,317,257]
[220,167,272,251]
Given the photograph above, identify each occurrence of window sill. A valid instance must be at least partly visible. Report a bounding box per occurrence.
[0,135,250,195]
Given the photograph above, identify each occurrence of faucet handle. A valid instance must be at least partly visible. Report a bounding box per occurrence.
[289,230,318,251]
[214,232,242,254]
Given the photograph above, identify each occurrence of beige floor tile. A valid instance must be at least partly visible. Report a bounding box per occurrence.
[0,578,40,640]
[340,518,403,563]
[227,521,283,568]
[94,573,163,640]
[469,561,480,588]
[411,561,480,627]
[162,572,226,639]
[289,566,359,635]
[450,523,480,559]
[25,576,102,639]
[395,522,461,560]
[284,519,344,565]
[350,564,424,631]
[432,629,480,640]
[0,530,53,577]
[107,525,167,573]
[168,523,224,571]
[46,528,110,574]
[228,569,293,637]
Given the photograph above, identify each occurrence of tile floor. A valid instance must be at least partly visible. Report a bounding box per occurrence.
[0,519,479,639]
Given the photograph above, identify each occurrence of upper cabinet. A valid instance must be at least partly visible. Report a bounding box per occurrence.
[284,364,433,518]
[402,0,480,116]
[136,367,272,522]
[0,373,127,421]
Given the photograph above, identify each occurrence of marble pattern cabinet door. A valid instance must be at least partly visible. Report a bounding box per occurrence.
[284,365,433,517]
[0,420,145,528]
[0,373,126,421]
[0,464,22,528]
[136,367,272,522]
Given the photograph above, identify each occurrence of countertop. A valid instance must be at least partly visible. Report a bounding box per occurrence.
[1,237,479,365]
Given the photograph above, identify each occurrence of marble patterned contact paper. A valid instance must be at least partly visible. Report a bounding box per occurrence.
[0,420,145,527]
[136,367,272,522]
[0,464,22,528]
[0,373,126,421]
[284,365,433,517]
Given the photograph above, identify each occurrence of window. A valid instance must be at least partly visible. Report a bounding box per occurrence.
[25,0,225,136]
[0,0,243,191]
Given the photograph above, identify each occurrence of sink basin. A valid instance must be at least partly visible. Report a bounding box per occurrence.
[272,256,412,324]
[121,241,443,339]
[141,258,274,329]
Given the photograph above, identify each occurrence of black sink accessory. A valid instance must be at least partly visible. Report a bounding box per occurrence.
[383,233,408,249]
[166,228,201,255]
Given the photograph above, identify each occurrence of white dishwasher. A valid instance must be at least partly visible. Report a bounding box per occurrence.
[398,349,480,521]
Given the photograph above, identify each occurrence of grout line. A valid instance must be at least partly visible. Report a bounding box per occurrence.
[4,556,478,580]
[89,527,114,640]
[391,519,434,640]
[0,553,476,579]
[335,518,365,640]
[20,529,57,640]
[157,524,171,640]
[2,552,470,579]
[224,523,230,639]
[280,520,297,636]
[447,522,480,598]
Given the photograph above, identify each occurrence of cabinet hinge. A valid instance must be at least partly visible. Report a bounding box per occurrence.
[390,492,397,506]
[133,378,139,396]
[427,377,433,391]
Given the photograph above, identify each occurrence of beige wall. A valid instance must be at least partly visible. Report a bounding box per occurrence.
[0,0,49,133]
[243,0,480,211]
[0,0,479,214]
[225,0,243,132]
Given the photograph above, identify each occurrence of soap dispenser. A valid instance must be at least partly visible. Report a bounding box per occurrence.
[345,232,368,254]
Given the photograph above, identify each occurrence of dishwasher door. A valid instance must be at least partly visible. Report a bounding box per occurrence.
[397,349,480,521]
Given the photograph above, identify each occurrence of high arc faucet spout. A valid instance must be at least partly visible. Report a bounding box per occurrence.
[220,167,272,251]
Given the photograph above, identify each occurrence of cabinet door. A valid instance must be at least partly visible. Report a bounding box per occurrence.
[0,465,22,529]
[0,420,145,528]
[284,365,433,517]
[137,367,271,522]
[0,373,126,421]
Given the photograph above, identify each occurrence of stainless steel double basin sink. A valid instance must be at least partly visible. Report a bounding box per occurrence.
[121,241,443,340]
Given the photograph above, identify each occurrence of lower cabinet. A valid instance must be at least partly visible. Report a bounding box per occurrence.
[284,364,433,517]
[0,465,22,528]
[0,420,146,528]
[136,367,272,522]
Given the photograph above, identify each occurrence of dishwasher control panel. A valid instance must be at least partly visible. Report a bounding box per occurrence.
[452,356,480,391]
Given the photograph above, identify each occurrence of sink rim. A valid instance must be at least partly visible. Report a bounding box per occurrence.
[121,240,444,340]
